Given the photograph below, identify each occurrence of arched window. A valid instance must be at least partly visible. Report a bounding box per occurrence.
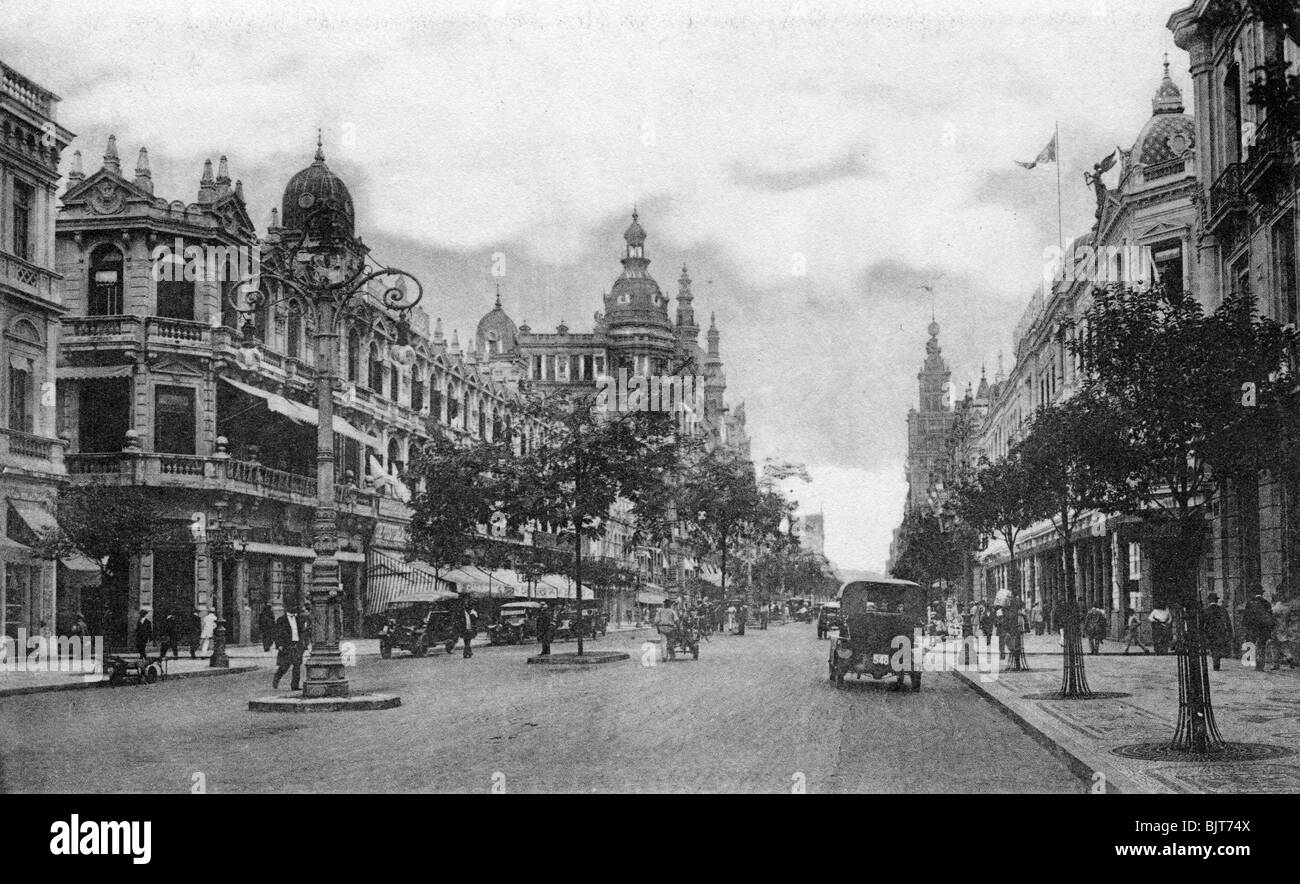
[387,438,401,476]
[368,343,383,393]
[346,329,361,382]
[492,408,502,442]
[429,371,443,423]
[286,302,303,359]
[89,244,124,315]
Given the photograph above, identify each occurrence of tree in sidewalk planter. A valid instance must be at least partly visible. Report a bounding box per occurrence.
[407,434,523,583]
[1015,396,1125,696]
[952,450,1039,671]
[676,448,788,619]
[31,482,165,632]
[1071,284,1297,753]
[510,388,681,655]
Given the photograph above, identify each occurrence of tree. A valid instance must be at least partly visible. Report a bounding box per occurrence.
[889,507,973,611]
[952,449,1039,670]
[407,434,521,580]
[32,482,163,584]
[676,448,784,614]
[511,388,680,654]
[1016,397,1124,695]
[1072,284,1297,752]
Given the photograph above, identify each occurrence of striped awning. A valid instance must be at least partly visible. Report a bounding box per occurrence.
[365,548,456,613]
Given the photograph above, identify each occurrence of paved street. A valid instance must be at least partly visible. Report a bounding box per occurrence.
[0,622,1083,793]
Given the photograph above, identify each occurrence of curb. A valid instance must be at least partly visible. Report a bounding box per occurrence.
[248,693,401,712]
[526,651,630,665]
[0,663,259,699]
[952,668,1151,794]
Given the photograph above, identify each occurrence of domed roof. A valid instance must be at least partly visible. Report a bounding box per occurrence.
[281,135,355,236]
[605,211,672,332]
[1133,59,1195,168]
[476,288,518,355]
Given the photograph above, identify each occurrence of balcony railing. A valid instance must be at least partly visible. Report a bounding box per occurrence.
[1207,163,1246,232]
[62,315,143,343]
[224,458,317,498]
[1244,115,1296,193]
[0,426,61,461]
[2,62,56,118]
[65,452,319,503]
[146,317,210,347]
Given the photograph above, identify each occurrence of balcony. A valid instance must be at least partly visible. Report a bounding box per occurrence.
[1,252,58,304]
[0,427,64,469]
[60,315,143,354]
[1243,115,1296,199]
[1206,163,1247,236]
[146,316,210,349]
[64,452,320,507]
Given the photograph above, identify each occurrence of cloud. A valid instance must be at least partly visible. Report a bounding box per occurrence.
[2,0,1192,571]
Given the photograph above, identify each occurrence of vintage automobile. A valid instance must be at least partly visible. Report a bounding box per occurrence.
[816,601,841,639]
[378,595,460,658]
[489,601,545,645]
[828,577,925,691]
[555,604,608,641]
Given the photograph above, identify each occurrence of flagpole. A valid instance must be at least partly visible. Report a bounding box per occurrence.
[1055,120,1063,255]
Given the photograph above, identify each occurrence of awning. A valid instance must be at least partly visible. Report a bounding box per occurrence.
[60,364,133,379]
[220,376,381,449]
[59,553,101,573]
[636,591,667,605]
[243,542,316,559]
[0,534,33,561]
[6,502,100,571]
[440,565,498,596]
[365,548,457,613]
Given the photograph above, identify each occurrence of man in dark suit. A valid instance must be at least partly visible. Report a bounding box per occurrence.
[457,595,478,659]
[272,607,305,691]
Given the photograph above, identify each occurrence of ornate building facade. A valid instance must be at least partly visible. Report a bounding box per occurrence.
[1,59,81,643]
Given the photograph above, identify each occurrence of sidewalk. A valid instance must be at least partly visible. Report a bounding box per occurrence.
[0,657,256,698]
[954,643,1300,793]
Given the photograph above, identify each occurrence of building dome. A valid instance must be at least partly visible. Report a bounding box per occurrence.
[476,288,518,355]
[605,211,672,332]
[1133,58,1194,168]
[280,135,355,236]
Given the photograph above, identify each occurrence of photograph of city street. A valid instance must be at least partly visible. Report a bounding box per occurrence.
[3,0,1300,809]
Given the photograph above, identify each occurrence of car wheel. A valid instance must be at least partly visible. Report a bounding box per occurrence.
[108,662,125,686]
[910,671,922,691]
[379,642,392,659]
[445,640,456,655]
[143,664,160,684]
[411,641,427,658]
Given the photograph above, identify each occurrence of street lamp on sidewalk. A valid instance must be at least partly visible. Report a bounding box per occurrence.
[227,202,422,699]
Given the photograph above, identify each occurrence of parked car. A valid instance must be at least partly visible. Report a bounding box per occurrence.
[555,604,608,641]
[378,597,460,658]
[489,601,546,645]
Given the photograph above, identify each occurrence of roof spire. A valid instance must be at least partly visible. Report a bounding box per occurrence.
[68,149,84,183]
[1152,53,1184,115]
[134,146,152,193]
[315,128,325,163]
[103,134,120,175]
[494,283,502,308]
[198,158,216,202]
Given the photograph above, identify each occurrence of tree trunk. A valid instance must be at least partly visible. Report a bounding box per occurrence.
[1170,514,1223,753]
[1006,541,1029,671]
[1058,532,1092,697]
[575,534,584,656]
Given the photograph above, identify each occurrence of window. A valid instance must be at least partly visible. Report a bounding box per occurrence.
[7,357,32,433]
[11,180,33,262]
[78,378,130,453]
[430,386,443,423]
[156,275,195,320]
[1274,213,1297,326]
[346,330,361,382]
[89,245,124,315]
[155,386,196,454]
[286,303,303,359]
[411,374,424,412]
[390,365,400,403]
[1225,61,1244,165]
[387,438,401,476]
[1128,542,1142,580]
[1151,241,1184,297]
[368,346,383,394]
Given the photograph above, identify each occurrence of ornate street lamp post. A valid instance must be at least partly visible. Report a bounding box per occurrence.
[206,519,246,669]
[228,204,422,698]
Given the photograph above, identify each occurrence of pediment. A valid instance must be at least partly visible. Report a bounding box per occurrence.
[149,357,206,378]
[62,169,154,215]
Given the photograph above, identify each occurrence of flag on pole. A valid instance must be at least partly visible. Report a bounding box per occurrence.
[1015,133,1058,170]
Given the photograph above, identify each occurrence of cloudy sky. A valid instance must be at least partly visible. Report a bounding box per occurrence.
[4,0,1191,571]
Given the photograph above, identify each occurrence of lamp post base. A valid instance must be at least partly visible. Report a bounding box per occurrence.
[301,653,350,698]
[209,621,229,668]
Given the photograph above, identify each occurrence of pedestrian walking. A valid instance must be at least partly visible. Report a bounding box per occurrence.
[1123,609,1150,654]
[300,602,314,652]
[1149,605,1173,655]
[188,609,202,659]
[456,595,478,658]
[537,602,554,656]
[1031,601,1044,636]
[1083,605,1108,655]
[1242,587,1275,672]
[159,610,181,659]
[134,609,153,659]
[199,608,217,656]
[1268,598,1296,670]
[258,602,276,652]
[1202,593,1234,671]
[272,606,306,691]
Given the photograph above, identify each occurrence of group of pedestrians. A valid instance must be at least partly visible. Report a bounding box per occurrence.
[132,608,216,660]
